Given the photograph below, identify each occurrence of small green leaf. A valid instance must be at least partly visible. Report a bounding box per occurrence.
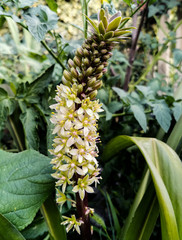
[153,101,172,132]
[45,0,58,12]
[104,31,114,39]
[84,14,99,34]
[107,16,121,32]
[91,213,107,233]
[172,101,182,121]
[102,16,108,29]
[99,8,105,22]
[19,107,39,150]
[0,214,25,240]
[130,104,147,132]
[114,30,131,37]
[0,149,54,230]
[99,21,105,35]
[112,86,128,99]
[173,48,182,66]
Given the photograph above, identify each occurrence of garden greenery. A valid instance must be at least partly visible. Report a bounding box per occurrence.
[0,0,182,240]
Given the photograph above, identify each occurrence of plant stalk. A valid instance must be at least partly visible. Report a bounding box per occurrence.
[76,192,92,240]
[123,0,149,91]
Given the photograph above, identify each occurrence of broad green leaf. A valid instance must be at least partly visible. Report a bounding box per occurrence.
[173,48,182,66]
[18,0,37,9]
[0,149,54,230]
[19,107,39,150]
[108,101,123,113]
[0,214,25,240]
[24,6,58,41]
[103,136,182,240]
[172,102,182,121]
[153,101,172,132]
[102,104,113,121]
[130,104,147,132]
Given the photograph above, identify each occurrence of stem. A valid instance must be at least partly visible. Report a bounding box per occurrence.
[41,40,66,70]
[7,116,24,152]
[119,0,148,29]
[123,0,150,91]
[76,192,92,240]
[100,110,152,118]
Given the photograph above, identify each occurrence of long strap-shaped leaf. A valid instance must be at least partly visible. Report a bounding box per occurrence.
[103,136,182,240]
[0,214,25,240]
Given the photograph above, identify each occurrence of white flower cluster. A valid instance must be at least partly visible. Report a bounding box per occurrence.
[50,83,102,232]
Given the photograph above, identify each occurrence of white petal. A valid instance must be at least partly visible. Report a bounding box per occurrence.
[54,144,63,153]
[67,100,73,108]
[86,186,94,193]
[59,164,69,171]
[72,185,79,192]
[65,120,72,130]
[76,136,84,145]
[69,149,78,155]
[83,127,89,136]
[77,108,84,115]
[86,109,93,116]
[78,155,83,163]
[52,125,60,134]
[79,189,85,200]
[76,167,84,175]
[84,154,93,161]
[66,137,75,147]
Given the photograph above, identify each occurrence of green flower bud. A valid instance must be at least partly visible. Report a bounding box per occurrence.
[88,77,96,87]
[71,67,78,78]
[68,59,75,68]
[101,49,108,54]
[83,48,90,57]
[92,42,98,48]
[76,47,83,57]
[77,84,83,94]
[96,64,105,73]
[99,21,105,35]
[93,50,99,55]
[103,53,111,60]
[94,58,100,64]
[73,56,81,67]
[83,58,90,66]
[96,72,103,79]
[94,81,103,90]
[63,70,72,81]
[88,90,98,99]
[85,66,93,76]
[62,76,70,86]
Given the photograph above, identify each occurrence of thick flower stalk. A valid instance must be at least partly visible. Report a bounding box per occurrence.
[50,8,133,239]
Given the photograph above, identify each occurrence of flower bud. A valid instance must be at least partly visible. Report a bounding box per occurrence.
[88,90,98,99]
[94,81,103,90]
[83,58,90,66]
[71,67,78,78]
[73,56,81,67]
[68,59,75,68]
[96,72,103,79]
[103,54,111,60]
[92,42,98,48]
[88,77,96,87]
[77,84,83,94]
[101,49,108,54]
[85,67,93,76]
[93,50,99,55]
[76,47,83,57]
[83,48,90,57]
[62,76,70,86]
[63,70,72,81]
[100,41,105,47]
[94,58,100,64]
[96,64,104,73]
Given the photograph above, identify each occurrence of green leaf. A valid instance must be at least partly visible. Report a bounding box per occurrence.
[18,0,37,9]
[130,104,147,132]
[105,192,121,238]
[91,213,110,239]
[0,88,16,130]
[19,107,39,150]
[0,149,54,230]
[102,104,113,121]
[25,65,54,102]
[24,6,58,41]
[173,48,182,66]
[123,0,133,6]
[108,101,123,113]
[172,102,182,121]
[45,0,58,12]
[0,214,25,240]
[107,17,121,32]
[112,86,127,99]
[103,136,182,240]
[153,101,172,132]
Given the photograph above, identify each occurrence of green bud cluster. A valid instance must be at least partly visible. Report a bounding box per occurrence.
[62,8,133,100]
